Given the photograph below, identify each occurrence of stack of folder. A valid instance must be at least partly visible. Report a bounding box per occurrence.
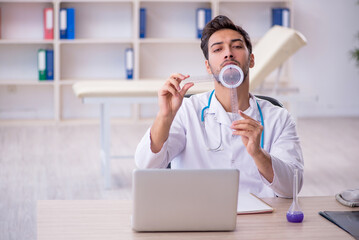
[60,8,75,39]
[38,49,54,81]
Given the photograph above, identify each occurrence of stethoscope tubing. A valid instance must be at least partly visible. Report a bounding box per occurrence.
[201,89,264,150]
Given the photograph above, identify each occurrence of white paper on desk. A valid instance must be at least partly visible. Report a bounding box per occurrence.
[237,192,274,214]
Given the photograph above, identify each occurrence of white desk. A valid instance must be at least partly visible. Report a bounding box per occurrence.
[73,80,213,188]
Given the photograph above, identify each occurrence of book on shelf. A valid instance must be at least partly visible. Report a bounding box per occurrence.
[46,49,54,80]
[60,8,75,39]
[196,8,212,39]
[38,49,54,81]
[125,48,134,80]
[272,8,290,27]
[44,8,54,40]
[38,49,47,80]
[139,8,146,38]
[0,8,2,39]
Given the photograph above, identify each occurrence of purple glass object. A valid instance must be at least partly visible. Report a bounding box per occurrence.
[286,211,304,223]
[286,169,304,223]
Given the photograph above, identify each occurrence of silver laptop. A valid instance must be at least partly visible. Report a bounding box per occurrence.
[132,169,239,232]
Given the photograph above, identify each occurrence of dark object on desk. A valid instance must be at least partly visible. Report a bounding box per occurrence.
[336,188,359,207]
[319,211,359,240]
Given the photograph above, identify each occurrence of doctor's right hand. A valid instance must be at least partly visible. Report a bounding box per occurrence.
[157,73,194,120]
[150,74,193,153]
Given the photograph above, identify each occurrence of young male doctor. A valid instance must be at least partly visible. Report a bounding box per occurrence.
[135,15,304,198]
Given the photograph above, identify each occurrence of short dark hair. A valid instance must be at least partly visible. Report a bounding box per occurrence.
[200,15,252,60]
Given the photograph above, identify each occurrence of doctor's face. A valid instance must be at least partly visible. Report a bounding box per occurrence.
[205,29,254,81]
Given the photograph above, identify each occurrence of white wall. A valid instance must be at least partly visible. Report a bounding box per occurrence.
[292,0,359,117]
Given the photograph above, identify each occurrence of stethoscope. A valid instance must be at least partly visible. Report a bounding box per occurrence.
[200,89,264,151]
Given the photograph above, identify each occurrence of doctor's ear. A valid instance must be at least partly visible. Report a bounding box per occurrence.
[249,54,255,68]
[205,60,213,74]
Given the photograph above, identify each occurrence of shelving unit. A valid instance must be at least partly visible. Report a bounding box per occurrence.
[0,0,293,122]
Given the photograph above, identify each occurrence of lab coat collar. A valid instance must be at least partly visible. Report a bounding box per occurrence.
[207,92,261,126]
[246,93,262,122]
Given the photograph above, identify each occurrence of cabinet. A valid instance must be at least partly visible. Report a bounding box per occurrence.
[0,0,292,122]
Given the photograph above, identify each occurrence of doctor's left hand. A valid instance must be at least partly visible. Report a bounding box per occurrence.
[231,111,274,183]
[230,111,263,157]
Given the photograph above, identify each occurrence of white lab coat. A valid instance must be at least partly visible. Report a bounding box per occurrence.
[135,91,304,198]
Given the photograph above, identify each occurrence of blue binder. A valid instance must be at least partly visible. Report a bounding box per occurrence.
[46,49,54,80]
[196,8,211,39]
[196,8,206,39]
[125,48,134,80]
[67,8,75,39]
[139,8,146,38]
[272,8,290,27]
[205,8,212,27]
[59,8,67,39]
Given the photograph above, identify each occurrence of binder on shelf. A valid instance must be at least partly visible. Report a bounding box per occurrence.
[205,8,212,28]
[46,49,54,80]
[66,8,75,39]
[196,8,205,39]
[139,8,146,38]
[272,8,290,27]
[59,8,67,39]
[196,8,211,39]
[44,8,54,40]
[125,48,134,80]
[38,49,46,81]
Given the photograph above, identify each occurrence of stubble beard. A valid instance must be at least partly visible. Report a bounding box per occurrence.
[208,55,251,85]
